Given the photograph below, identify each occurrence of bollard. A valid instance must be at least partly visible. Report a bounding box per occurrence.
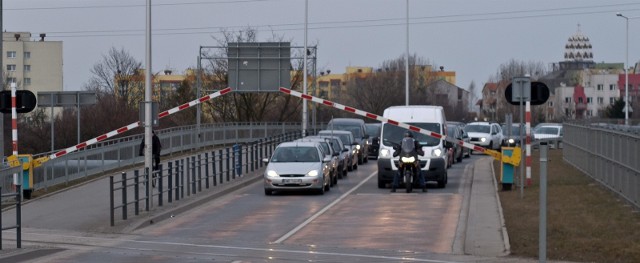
[205,152,210,189]
[168,161,173,203]
[212,151,217,187]
[134,172,139,215]
[109,176,114,226]
[197,154,202,192]
[121,172,127,221]
[539,142,548,263]
[218,149,224,184]
[158,164,163,207]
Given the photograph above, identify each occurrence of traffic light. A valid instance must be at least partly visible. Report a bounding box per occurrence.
[0,90,37,113]
[505,81,550,106]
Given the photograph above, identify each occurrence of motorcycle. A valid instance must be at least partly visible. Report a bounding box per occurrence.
[390,137,422,193]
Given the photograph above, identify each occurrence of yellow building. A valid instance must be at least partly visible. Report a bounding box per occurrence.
[314,65,457,101]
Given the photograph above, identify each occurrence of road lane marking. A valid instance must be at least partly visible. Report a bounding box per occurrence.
[272,171,378,244]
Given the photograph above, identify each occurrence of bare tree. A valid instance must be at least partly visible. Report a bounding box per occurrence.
[86,47,143,103]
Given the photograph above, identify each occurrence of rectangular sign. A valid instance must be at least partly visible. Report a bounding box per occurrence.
[511,77,531,102]
[227,42,291,92]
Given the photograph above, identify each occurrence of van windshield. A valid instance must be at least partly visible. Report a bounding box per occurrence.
[382,123,441,147]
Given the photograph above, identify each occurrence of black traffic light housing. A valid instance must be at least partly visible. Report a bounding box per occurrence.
[504,81,550,106]
[0,90,37,113]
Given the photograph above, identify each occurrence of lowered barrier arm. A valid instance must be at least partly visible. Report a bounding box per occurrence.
[279,87,515,164]
[15,88,232,169]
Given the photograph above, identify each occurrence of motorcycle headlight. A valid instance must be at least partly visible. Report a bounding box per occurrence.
[380,148,390,157]
[480,137,487,142]
[356,144,361,150]
[507,138,515,144]
[401,156,415,163]
[432,148,443,157]
[307,170,319,177]
[266,170,279,178]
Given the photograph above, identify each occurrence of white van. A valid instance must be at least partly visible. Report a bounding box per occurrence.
[377,105,449,189]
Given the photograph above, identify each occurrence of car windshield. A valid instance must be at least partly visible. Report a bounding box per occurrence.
[365,124,381,137]
[465,124,490,133]
[328,139,342,153]
[447,126,457,137]
[382,122,441,147]
[320,132,352,145]
[271,146,320,162]
[502,125,521,135]
[329,124,361,139]
[536,127,559,135]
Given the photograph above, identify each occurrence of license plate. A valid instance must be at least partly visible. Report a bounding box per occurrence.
[283,179,302,184]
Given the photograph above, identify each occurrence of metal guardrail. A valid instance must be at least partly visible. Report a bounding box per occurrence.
[109,132,299,225]
[0,182,22,250]
[1,122,324,196]
[563,122,640,209]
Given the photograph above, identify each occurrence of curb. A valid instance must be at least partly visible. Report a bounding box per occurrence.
[489,158,511,255]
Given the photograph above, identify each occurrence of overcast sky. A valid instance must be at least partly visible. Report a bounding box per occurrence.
[4,0,640,95]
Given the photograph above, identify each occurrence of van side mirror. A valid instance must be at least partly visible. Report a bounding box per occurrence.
[262,158,270,163]
[445,141,453,148]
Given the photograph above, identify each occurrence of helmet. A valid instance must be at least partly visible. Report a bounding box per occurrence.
[404,131,413,138]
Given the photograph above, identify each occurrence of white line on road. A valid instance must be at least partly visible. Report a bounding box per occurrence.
[272,171,378,244]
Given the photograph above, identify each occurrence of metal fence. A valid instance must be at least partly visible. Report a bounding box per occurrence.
[563,122,640,208]
[1,122,323,196]
[109,132,299,226]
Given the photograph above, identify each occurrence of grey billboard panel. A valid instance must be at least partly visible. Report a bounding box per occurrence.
[37,91,96,107]
[228,42,291,92]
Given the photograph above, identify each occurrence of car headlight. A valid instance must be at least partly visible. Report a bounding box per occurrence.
[266,170,279,178]
[380,148,390,157]
[356,144,361,150]
[400,156,415,163]
[307,170,319,177]
[480,137,487,142]
[432,148,443,157]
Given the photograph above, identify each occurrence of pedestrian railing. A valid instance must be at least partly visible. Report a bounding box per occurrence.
[109,131,299,226]
[0,170,23,250]
[563,122,640,209]
[0,122,320,197]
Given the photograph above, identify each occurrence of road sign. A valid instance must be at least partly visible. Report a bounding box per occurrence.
[505,81,550,106]
[0,90,37,113]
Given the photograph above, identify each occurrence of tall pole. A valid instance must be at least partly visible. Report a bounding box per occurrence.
[617,13,630,125]
[302,0,308,137]
[625,16,629,126]
[0,0,4,160]
[405,0,409,106]
[196,51,202,148]
[144,0,153,191]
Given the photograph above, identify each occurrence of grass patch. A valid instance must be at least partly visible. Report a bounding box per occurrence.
[494,149,640,263]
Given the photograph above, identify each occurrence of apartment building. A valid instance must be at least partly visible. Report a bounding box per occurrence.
[2,32,63,94]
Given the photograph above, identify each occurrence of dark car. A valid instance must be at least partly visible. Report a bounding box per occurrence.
[501,123,523,146]
[327,118,370,165]
[446,124,464,163]
[364,123,381,159]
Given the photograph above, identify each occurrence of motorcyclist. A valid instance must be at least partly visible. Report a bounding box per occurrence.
[391,131,427,193]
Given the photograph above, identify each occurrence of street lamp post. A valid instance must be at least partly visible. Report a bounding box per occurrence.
[617,12,630,125]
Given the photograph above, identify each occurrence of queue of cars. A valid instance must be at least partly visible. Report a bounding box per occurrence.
[263,109,562,195]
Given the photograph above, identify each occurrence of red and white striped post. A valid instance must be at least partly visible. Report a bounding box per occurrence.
[525,101,532,186]
[11,83,18,186]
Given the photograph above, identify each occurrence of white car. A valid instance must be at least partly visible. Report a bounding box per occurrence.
[533,124,563,148]
[263,141,332,195]
[464,122,503,151]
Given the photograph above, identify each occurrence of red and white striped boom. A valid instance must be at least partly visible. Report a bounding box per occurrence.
[31,87,232,167]
[279,87,503,161]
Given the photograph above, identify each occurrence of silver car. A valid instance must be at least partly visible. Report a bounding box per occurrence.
[314,135,349,178]
[318,130,359,171]
[295,137,339,186]
[263,141,332,195]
